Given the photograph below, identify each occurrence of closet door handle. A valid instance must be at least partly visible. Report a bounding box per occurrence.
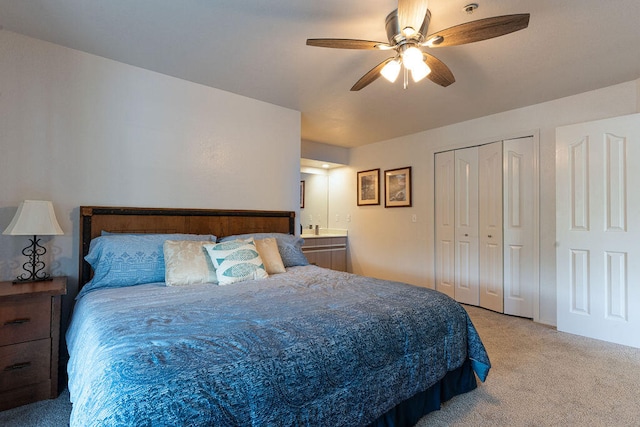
[488,235,493,238]
[464,233,469,237]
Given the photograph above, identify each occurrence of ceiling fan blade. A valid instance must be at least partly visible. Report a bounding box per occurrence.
[424,14,530,47]
[306,38,391,50]
[423,53,455,87]
[398,0,429,36]
[351,58,395,91]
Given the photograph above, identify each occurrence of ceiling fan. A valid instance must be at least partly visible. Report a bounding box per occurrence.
[306,1,530,91]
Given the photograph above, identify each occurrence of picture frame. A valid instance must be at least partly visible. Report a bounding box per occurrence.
[384,166,412,207]
[300,180,305,209]
[357,169,380,206]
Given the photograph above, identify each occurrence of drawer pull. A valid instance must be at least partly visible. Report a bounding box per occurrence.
[4,362,31,372]
[4,318,31,325]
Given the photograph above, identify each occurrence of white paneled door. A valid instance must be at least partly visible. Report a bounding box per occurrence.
[478,142,504,313]
[454,147,480,306]
[503,137,537,318]
[434,151,456,299]
[556,114,640,348]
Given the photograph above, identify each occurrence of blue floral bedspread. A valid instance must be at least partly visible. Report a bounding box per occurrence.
[66,266,490,426]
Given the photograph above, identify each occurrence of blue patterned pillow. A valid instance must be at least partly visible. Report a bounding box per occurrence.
[80,233,216,297]
[219,233,308,267]
[204,239,268,285]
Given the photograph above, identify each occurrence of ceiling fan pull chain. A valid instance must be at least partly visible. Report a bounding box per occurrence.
[403,66,409,89]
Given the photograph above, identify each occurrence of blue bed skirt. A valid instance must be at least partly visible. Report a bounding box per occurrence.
[369,358,477,427]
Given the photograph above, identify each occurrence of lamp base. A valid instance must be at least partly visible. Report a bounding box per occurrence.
[14,235,53,283]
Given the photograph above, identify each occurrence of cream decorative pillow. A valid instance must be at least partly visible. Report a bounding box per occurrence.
[204,238,268,285]
[163,240,218,286]
[255,237,286,274]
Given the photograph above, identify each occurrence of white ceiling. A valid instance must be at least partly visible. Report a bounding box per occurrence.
[1,0,639,148]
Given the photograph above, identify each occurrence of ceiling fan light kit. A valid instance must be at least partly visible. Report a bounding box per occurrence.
[306,0,530,91]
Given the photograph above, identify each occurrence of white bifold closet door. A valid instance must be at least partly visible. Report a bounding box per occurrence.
[435,138,537,318]
[434,150,456,299]
[454,146,480,306]
[503,137,536,318]
[478,142,504,313]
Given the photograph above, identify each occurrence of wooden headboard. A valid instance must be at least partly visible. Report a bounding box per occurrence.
[79,206,295,288]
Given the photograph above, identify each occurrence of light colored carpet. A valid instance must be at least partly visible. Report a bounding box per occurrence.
[2,305,639,426]
[0,387,70,426]
[417,305,640,426]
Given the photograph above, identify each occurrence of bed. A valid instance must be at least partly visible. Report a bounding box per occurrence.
[67,206,490,427]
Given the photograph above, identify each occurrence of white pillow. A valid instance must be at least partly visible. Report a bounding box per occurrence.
[204,238,268,285]
[163,240,218,286]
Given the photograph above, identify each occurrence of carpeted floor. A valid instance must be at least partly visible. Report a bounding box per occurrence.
[0,387,71,427]
[416,305,640,426]
[1,305,639,426]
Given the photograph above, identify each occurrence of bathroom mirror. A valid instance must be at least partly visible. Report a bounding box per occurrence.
[300,159,344,232]
[300,172,327,231]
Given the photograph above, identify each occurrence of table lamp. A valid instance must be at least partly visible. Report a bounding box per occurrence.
[3,200,64,283]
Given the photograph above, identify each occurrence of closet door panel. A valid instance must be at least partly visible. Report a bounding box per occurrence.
[454,147,479,305]
[503,136,536,318]
[479,142,504,312]
[435,151,456,298]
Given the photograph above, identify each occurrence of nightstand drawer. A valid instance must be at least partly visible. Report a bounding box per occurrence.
[0,295,51,346]
[0,339,51,392]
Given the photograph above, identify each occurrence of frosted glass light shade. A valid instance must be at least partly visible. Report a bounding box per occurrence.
[402,46,424,70]
[380,59,401,82]
[411,60,431,82]
[3,200,64,236]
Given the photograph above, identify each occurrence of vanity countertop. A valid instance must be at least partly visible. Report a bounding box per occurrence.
[301,228,348,238]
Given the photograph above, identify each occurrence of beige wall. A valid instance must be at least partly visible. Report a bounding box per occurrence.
[329,79,640,326]
[0,31,301,303]
[2,29,638,330]
[301,139,349,165]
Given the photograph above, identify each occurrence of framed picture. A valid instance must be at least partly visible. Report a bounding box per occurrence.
[384,166,412,207]
[300,180,305,209]
[357,169,380,206]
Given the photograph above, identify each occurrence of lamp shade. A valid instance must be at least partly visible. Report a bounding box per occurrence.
[3,200,64,236]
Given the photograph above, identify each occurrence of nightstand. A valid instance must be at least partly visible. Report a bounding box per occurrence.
[0,276,67,411]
